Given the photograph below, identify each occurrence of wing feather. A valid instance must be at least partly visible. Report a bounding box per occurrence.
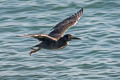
[17,34,57,41]
[48,8,83,40]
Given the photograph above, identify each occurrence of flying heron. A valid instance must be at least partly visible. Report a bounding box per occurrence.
[19,8,83,56]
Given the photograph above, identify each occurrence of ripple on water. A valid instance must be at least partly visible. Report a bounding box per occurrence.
[0,0,120,80]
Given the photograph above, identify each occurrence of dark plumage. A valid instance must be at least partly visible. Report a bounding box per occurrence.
[19,8,83,56]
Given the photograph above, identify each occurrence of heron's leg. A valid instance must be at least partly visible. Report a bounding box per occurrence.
[29,47,41,56]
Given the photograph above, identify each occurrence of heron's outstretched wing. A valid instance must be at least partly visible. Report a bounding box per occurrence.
[17,34,57,41]
[48,8,83,40]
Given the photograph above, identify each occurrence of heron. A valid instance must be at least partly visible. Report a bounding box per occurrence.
[19,8,83,56]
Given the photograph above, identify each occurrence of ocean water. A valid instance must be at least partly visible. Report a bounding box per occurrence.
[0,0,120,80]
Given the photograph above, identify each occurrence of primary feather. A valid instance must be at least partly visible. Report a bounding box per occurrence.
[48,8,83,40]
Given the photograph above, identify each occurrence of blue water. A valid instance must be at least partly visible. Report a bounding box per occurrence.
[0,0,120,80]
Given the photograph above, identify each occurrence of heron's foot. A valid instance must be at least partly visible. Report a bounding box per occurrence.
[29,47,40,56]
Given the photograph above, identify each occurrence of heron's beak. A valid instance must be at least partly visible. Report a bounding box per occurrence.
[72,36,81,40]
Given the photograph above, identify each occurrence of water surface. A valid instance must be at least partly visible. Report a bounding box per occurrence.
[0,0,120,80]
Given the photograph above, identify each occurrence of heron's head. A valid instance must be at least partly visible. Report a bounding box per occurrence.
[63,34,81,41]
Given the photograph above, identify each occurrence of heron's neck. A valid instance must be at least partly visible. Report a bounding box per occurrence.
[58,37,69,44]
